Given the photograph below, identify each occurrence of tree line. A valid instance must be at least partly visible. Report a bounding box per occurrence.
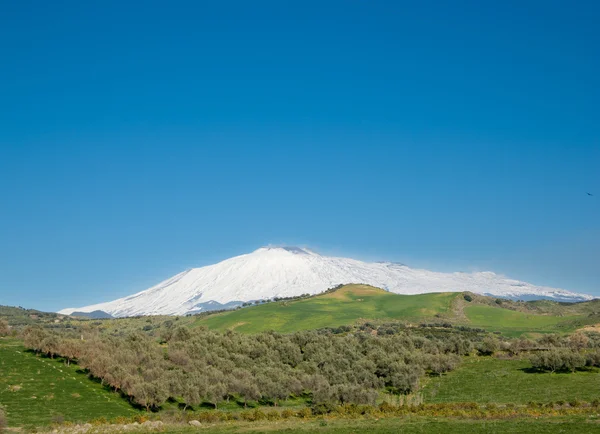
[19,320,600,413]
[22,325,475,411]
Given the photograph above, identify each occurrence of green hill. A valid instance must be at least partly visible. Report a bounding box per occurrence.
[196,284,598,336]
[196,285,457,333]
[0,338,137,428]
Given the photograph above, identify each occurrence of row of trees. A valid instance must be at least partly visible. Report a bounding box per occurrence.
[20,315,600,412]
[22,325,473,411]
[530,347,600,373]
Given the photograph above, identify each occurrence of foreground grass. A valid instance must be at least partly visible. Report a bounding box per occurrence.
[197,286,458,333]
[423,356,600,404]
[0,338,137,427]
[117,416,600,433]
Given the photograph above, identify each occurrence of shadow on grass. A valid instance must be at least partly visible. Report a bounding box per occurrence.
[519,366,597,374]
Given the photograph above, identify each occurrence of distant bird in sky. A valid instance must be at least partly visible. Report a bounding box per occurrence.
[587,192,594,196]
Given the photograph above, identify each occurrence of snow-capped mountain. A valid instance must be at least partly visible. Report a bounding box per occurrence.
[59,246,594,317]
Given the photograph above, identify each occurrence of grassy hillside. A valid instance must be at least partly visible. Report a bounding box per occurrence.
[197,285,458,333]
[196,284,598,336]
[0,305,63,328]
[462,305,581,337]
[0,338,137,428]
[423,356,600,404]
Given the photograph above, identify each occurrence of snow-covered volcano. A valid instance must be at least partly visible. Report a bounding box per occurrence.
[59,246,594,317]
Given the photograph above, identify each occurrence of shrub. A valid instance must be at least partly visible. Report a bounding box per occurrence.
[463,294,473,302]
[281,409,294,419]
[477,336,499,356]
[197,412,221,423]
[252,409,267,421]
[266,410,281,421]
[378,401,396,413]
[585,350,600,367]
[297,407,312,418]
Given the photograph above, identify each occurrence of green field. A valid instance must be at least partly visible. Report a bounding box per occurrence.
[197,285,458,333]
[131,416,600,433]
[196,284,595,336]
[423,356,600,404]
[0,338,137,428]
[463,305,581,337]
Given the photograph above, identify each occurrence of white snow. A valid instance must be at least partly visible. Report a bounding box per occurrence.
[59,246,594,317]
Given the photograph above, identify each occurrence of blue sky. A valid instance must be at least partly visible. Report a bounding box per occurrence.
[0,1,598,311]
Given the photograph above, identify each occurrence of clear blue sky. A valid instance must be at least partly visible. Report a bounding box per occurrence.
[1,1,598,312]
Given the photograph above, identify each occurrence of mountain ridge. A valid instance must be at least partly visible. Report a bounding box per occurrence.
[59,246,594,317]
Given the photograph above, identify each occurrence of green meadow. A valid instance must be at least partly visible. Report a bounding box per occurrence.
[197,285,458,333]
[0,338,136,428]
[423,356,600,404]
[463,305,581,337]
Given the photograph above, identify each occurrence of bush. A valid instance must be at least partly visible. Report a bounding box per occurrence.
[585,349,600,367]
[297,408,312,418]
[281,409,294,419]
[266,410,281,421]
[463,294,473,302]
[477,336,499,356]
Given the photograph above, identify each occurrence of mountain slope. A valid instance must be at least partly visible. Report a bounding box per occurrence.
[59,246,593,317]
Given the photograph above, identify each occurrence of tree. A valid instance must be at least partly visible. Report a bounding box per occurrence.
[477,336,499,356]
[131,379,168,411]
[40,335,60,358]
[181,372,208,411]
[386,362,422,394]
[0,319,9,337]
[530,348,585,373]
[568,333,589,351]
[426,354,460,376]
[57,339,80,366]
[205,382,227,409]
[22,326,47,353]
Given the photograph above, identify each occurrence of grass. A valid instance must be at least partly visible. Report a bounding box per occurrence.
[423,356,600,404]
[463,305,581,337]
[0,338,137,428]
[197,285,458,333]
[128,416,600,433]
